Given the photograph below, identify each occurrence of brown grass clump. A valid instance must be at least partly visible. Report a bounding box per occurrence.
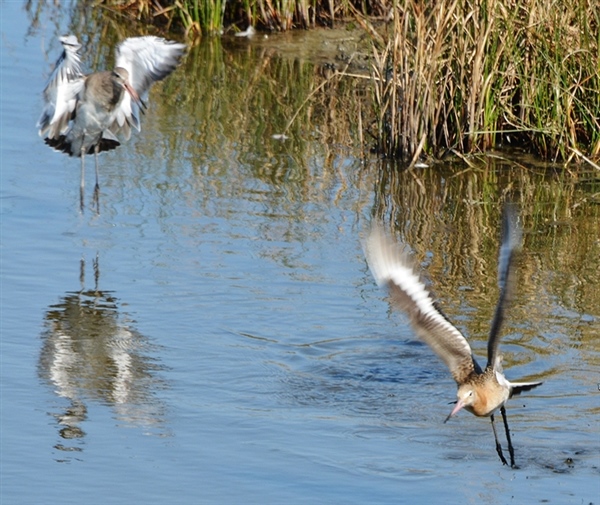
[367,0,599,163]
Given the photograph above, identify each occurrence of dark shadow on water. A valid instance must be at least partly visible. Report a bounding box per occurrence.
[37,255,170,459]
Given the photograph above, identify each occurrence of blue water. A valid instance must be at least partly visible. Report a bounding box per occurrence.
[2,3,599,504]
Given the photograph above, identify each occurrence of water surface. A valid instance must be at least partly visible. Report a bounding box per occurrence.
[1,3,599,504]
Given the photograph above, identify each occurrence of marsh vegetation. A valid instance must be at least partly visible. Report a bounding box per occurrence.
[29,0,599,165]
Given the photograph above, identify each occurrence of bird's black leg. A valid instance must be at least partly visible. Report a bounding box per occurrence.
[490,414,508,465]
[80,147,86,212]
[500,406,516,468]
[92,146,100,214]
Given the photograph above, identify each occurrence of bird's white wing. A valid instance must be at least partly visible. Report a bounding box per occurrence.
[113,36,186,133]
[364,225,478,384]
[37,35,85,139]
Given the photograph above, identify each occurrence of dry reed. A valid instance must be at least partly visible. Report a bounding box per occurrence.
[366,0,599,163]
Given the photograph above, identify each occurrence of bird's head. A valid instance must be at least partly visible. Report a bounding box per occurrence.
[444,385,476,423]
[112,67,143,109]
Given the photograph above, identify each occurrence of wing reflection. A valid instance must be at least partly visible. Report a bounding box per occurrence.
[38,255,169,456]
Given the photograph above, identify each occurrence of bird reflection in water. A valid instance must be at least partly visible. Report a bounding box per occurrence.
[38,255,169,457]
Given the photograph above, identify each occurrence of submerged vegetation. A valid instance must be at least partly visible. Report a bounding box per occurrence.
[28,0,599,164]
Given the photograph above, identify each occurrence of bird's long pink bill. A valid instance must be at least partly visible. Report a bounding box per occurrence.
[444,399,465,423]
[124,82,147,113]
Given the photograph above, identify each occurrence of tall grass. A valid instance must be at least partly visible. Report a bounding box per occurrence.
[367,0,600,163]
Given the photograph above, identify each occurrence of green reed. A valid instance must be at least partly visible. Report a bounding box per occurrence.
[85,0,393,34]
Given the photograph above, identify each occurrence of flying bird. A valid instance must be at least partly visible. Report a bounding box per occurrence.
[364,207,542,467]
[37,35,186,211]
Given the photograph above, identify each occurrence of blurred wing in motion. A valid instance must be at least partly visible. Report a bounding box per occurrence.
[487,205,522,370]
[37,35,85,139]
[113,36,187,136]
[364,225,479,384]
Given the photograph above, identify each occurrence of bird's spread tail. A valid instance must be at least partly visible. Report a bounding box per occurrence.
[44,136,120,157]
[510,381,543,397]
